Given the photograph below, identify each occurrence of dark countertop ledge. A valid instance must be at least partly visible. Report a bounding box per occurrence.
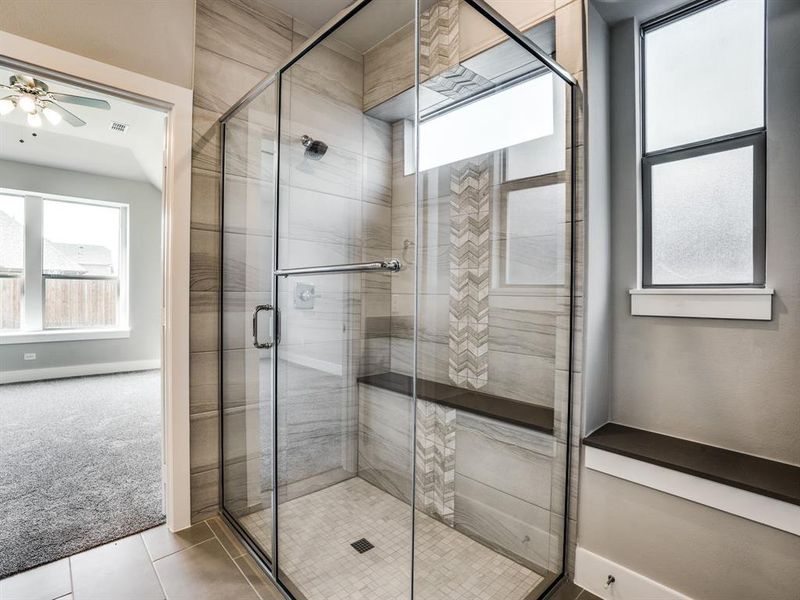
[584,423,800,506]
[357,372,554,435]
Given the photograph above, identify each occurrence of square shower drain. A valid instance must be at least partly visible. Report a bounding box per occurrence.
[350,538,374,554]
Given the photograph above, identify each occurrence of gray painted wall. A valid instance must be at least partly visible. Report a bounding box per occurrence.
[578,2,800,598]
[608,1,800,465]
[582,3,612,436]
[578,470,800,599]
[0,0,195,89]
[0,159,162,372]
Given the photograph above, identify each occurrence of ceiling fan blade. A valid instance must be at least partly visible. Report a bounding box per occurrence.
[49,92,110,110]
[45,100,87,127]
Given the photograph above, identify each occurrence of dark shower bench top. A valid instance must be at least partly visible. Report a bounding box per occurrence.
[584,422,800,506]
[357,371,554,435]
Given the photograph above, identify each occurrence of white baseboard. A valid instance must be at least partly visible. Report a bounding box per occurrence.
[1,359,161,383]
[585,446,800,536]
[575,546,693,600]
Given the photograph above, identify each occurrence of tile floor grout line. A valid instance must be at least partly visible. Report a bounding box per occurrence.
[206,517,246,561]
[230,552,267,600]
[204,518,264,600]
[146,522,215,564]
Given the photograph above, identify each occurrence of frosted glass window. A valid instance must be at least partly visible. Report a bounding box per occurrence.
[502,183,566,285]
[504,79,566,180]
[651,147,753,285]
[644,0,764,152]
[419,74,554,172]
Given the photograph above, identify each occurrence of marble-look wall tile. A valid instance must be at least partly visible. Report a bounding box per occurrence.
[280,142,362,202]
[193,107,221,174]
[363,156,392,206]
[455,411,553,510]
[191,0,293,522]
[191,168,220,232]
[487,304,556,359]
[459,0,554,61]
[190,228,220,292]
[190,350,219,415]
[190,291,219,354]
[357,384,415,503]
[223,174,273,237]
[190,410,220,473]
[196,0,292,73]
[483,350,555,407]
[555,0,584,76]
[363,21,415,112]
[359,336,392,377]
[194,47,269,114]
[455,474,552,572]
[222,231,272,293]
[364,116,392,163]
[286,34,363,108]
[191,467,219,522]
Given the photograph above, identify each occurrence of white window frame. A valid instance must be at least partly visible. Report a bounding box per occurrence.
[0,189,131,343]
[630,0,773,320]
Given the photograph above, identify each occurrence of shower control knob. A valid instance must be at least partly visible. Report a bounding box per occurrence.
[294,282,321,309]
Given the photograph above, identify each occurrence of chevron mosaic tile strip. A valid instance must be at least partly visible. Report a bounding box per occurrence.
[448,158,491,390]
[415,398,456,526]
[420,0,460,81]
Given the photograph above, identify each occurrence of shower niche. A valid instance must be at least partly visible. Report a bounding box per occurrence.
[219,1,577,598]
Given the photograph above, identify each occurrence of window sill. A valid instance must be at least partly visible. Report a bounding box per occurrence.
[629,287,774,320]
[0,328,131,345]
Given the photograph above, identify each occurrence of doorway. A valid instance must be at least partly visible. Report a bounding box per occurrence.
[0,61,168,578]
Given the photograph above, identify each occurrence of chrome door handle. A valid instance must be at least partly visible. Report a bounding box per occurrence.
[252,304,274,349]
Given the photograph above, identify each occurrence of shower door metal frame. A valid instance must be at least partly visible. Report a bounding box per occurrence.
[217,1,579,598]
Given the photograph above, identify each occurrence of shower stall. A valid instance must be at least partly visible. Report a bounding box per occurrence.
[218,0,577,598]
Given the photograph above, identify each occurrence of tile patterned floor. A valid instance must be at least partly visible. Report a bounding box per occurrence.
[0,517,282,600]
[239,477,542,600]
[0,497,597,600]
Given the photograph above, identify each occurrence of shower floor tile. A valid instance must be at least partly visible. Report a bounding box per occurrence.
[239,477,542,600]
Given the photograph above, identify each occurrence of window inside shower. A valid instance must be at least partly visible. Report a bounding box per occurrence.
[218,1,577,599]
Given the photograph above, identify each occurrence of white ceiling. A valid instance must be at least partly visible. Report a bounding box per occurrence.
[593,0,689,25]
[271,0,437,54]
[0,66,167,189]
[267,0,353,30]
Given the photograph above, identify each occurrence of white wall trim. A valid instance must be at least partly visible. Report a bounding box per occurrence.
[585,446,800,536]
[575,546,693,600]
[1,359,160,384]
[629,287,774,320]
[0,328,131,345]
[0,31,193,532]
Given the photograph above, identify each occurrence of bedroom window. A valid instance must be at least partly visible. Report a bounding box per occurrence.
[641,0,766,288]
[0,192,129,341]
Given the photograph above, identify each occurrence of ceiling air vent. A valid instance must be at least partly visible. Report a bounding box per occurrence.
[109,121,129,133]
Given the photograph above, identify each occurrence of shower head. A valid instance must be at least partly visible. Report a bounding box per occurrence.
[301,134,328,160]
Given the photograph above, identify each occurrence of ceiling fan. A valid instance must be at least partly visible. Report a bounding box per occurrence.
[0,74,111,128]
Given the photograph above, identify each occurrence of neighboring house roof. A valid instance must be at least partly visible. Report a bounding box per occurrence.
[0,210,24,274]
[50,243,114,276]
[0,210,114,277]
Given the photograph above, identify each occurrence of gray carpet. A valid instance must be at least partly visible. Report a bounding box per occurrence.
[0,370,165,578]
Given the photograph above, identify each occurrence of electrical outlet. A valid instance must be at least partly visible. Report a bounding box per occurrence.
[24,353,36,361]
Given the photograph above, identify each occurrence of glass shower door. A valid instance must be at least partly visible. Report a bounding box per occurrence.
[273,1,415,598]
[220,79,278,563]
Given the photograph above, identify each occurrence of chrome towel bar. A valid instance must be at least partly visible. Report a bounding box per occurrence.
[275,259,401,277]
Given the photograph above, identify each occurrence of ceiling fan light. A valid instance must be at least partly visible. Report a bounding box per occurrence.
[43,106,62,125]
[18,94,37,114]
[0,98,14,116]
[27,111,43,128]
